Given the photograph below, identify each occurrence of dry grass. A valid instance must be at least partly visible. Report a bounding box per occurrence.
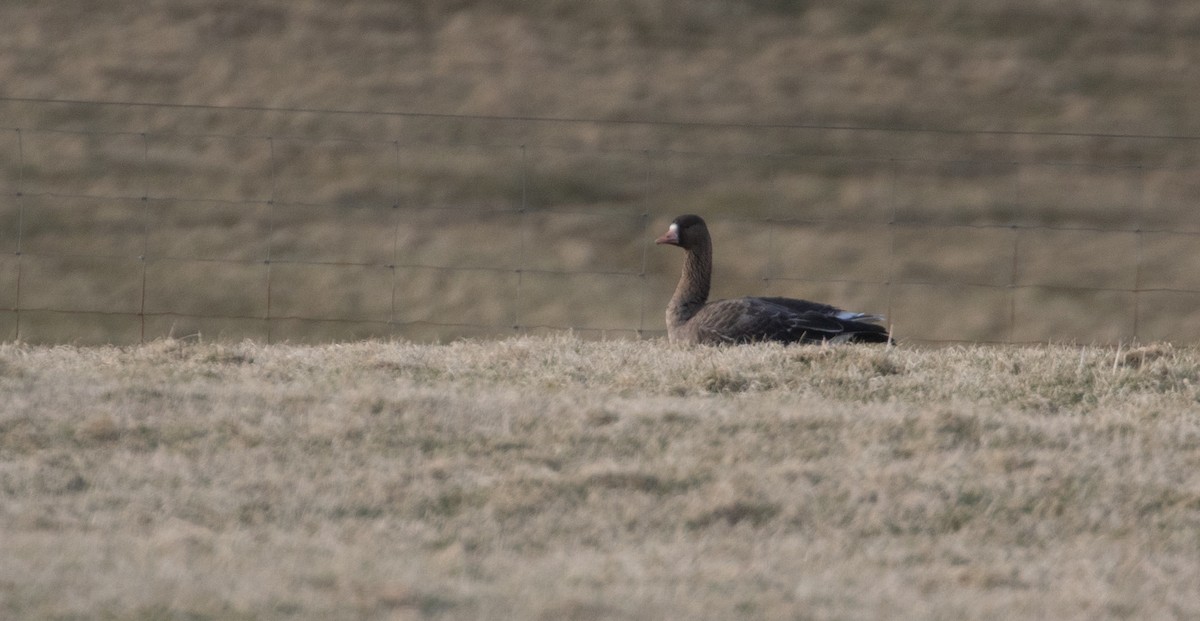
[2,1,1200,344]
[2,336,1199,619]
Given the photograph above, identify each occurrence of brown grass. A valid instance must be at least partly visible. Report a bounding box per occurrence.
[2,337,1199,619]
[2,1,1200,344]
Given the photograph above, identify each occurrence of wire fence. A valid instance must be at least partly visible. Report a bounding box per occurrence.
[2,97,1199,345]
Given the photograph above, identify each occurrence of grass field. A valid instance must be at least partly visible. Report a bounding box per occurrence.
[3,336,1199,619]
[3,1,1200,344]
[3,4,1199,620]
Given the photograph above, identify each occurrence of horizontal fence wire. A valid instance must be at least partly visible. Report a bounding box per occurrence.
[2,97,1200,345]
[6,95,1200,142]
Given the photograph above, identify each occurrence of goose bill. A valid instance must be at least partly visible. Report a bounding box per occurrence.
[655,223,680,245]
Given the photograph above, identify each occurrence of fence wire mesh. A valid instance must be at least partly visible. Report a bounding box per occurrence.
[2,97,1198,345]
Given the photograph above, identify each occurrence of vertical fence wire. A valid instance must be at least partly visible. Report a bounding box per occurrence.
[762,155,778,298]
[1008,225,1022,344]
[265,136,278,344]
[389,140,402,330]
[636,149,655,338]
[1132,166,1146,341]
[885,157,899,338]
[1007,162,1022,344]
[138,132,150,343]
[515,144,528,334]
[12,128,24,341]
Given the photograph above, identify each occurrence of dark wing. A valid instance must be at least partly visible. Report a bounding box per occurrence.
[754,296,843,316]
[756,296,885,325]
[690,297,890,344]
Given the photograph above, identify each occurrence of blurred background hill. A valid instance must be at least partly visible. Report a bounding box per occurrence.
[2,0,1199,344]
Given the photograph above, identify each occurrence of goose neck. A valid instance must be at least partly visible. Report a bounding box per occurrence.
[668,242,712,325]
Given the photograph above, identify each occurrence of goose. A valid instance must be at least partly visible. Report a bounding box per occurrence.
[656,214,891,345]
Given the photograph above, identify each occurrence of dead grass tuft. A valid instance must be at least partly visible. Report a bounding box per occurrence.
[700,368,753,393]
[687,499,783,529]
[1120,343,1174,369]
[869,351,907,376]
[74,414,122,444]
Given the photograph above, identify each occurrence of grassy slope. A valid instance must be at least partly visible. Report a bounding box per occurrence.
[2,1,1200,344]
[6,1,1199,137]
[2,337,1199,619]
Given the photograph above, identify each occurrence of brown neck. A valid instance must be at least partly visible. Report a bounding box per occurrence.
[666,235,712,329]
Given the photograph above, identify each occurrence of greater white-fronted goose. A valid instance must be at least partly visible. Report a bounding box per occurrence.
[656,214,891,345]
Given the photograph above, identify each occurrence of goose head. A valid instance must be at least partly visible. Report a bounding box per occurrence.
[655,214,709,249]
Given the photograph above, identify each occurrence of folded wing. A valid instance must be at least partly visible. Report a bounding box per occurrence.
[689,297,890,344]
